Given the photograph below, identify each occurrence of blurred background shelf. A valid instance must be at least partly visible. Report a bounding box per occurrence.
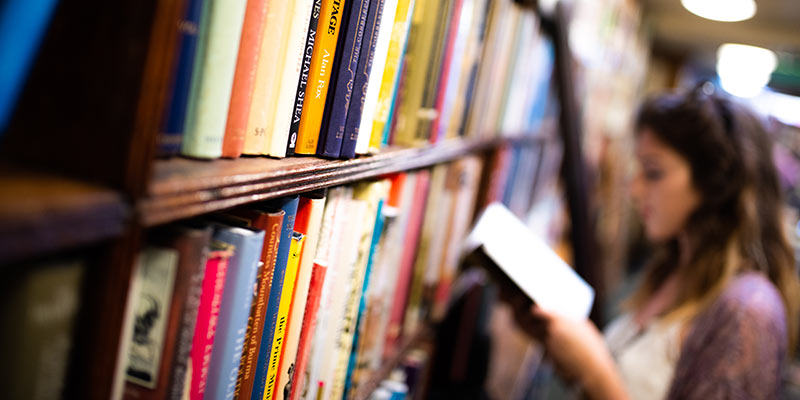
[0,165,127,265]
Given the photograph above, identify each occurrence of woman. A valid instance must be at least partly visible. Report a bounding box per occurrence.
[530,89,800,399]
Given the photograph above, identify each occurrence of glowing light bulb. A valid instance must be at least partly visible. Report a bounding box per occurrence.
[716,43,777,98]
[681,0,756,22]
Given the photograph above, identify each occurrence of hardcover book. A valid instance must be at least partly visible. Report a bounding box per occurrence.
[317,0,370,158]
[221,0,272,158]
[268,0,317,158]
[124,226,212,400]
[275,193,327,400]
[355,0,400,155]
[289,262,328,400]
[341,0,387,159]
[158,0,208,156]
[287,0,324,156]
[205,226,265,400]
[295,0,350,155]
[243,1,292,155]
[189,242,234,400]
[180,0,248,159]
[232,209,285,400]
[251,196,301,400]
[264,233,305,400]
[368,0,416,153]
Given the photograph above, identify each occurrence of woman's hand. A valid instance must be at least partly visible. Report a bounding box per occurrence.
[530,306,628,400]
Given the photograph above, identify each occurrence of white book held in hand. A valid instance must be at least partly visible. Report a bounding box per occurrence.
[464,203,594,320]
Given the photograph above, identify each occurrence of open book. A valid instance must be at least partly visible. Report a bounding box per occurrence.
[464,203,594,320]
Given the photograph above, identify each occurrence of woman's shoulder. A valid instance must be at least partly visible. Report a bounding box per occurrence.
[713,271,786,326]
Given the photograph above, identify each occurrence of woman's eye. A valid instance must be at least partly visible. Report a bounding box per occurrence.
[644,169,663,181]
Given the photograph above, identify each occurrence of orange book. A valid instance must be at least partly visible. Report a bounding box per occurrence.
[221,0,272,158]
[295,0,348,155]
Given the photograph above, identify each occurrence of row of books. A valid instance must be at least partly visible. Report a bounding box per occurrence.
[160,0,553,160]
[118,155,487,400]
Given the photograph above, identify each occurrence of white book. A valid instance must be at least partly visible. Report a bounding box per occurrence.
[355,0,400,154]
[465,203,595,320]
[268,0,316,157]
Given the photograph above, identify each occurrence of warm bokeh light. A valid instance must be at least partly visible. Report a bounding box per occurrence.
[717,43,777,98]
[681,0,756,22]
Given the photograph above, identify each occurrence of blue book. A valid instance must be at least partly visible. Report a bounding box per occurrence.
[0,0,59,134]
[317,0,370,159]
[205,224,265,400]
[342,198,386,396]
[340,0,386,159]
[251,196,300,400]
[158,0,208,156]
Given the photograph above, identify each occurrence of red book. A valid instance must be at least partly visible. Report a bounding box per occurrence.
[221,0,271,158]
[229,208,285,400]
[430,0,465,144]
[189,242,234,400]
[289,262,328,400]
[384,169,431,356]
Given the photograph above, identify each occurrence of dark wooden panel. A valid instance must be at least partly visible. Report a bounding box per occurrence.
[0,165,128,266]
[141,138,540,226]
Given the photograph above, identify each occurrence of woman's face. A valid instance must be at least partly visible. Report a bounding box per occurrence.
[631,129,701,242]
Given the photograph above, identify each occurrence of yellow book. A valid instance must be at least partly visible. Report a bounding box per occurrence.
[295,0,349,155]
[243,1,292,155]
[264,232,305,400]
[368,0,417,153]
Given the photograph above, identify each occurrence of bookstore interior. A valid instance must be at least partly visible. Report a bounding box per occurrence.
[1,0,799,399]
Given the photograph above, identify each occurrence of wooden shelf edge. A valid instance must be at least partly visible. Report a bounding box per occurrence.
[141,136,546,226]
[352,326,432,400]
[0,167,129,265]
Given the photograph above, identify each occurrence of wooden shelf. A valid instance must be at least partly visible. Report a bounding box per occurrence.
[353,326,431,400]
[0,166,128,265]
[140,136,544,226]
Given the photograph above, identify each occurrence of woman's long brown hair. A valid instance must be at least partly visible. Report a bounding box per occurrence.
[628,89,800,352]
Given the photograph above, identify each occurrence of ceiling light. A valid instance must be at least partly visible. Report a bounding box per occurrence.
[681,0,756,22]
[717,43,777,98]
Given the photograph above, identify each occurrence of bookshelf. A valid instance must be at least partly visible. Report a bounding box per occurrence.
[0,1,596,399]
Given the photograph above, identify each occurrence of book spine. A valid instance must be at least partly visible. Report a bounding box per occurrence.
[384,169,429,355]
[340,0,386,159]
[268,0,316,158]
[287,0,323,156]
[168,229,212,400]
[264,233,305,400]
[289,263,328,400]
[274,196,327,400]
[252,197,300,400]
[189,245,233,400]
[317,0,370,158]
[181,0,248,159]
[124,248,179,393]
[242,1,290,155]
[206,228,265,400]
[342,198,385,397]
[295,0,349,155]
[430,0,465,144]
[221,0,271,158]
[368,0,416,153]
[158,0,206,156]
[238,213,285,400]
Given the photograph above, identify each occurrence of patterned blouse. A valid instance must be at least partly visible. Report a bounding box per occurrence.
[666,272,787,399]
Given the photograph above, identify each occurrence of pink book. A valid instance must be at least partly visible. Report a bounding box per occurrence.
[188,243,234,400]
[430,0,466,144]
[289,262,328,400]
[384,169,431,356]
